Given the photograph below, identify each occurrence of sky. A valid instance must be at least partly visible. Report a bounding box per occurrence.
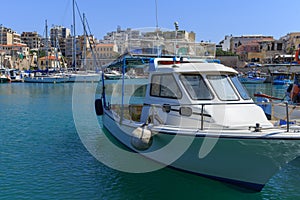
[1,0,299,43]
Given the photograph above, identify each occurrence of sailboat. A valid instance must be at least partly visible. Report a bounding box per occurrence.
[24,20,69,83]
[67,2,101,83]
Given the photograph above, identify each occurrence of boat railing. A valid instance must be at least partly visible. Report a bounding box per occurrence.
[144,102,258,131]
[255,101,293,131]
[110,100,293,132]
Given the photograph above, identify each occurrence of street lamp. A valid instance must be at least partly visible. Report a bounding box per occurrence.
[174,22,179,56]
[174,22,179,32]
[0,24,2,68]
[0,24,2,45]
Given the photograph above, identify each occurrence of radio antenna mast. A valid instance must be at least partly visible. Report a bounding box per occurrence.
[155,0,159,32]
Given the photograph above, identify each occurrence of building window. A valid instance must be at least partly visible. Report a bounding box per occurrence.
[277,43,283,51]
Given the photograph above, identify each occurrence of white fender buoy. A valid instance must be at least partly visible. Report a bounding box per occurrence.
[131,126,153,150]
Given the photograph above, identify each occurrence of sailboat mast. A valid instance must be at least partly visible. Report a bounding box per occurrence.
[83,13,87,71]
[72,0,76,71]
[45,20,49,71]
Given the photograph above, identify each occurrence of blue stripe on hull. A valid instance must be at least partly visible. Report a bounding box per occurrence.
[168,165,264,192]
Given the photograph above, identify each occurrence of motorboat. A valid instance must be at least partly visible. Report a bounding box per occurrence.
[95,42,300,192]
[0,67,11,83]
[238,70,266,84]
[104,69,124,80]
[8,69,24,82]
[271,71,293,85]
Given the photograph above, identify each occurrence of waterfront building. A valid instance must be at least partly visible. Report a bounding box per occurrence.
[256,40,285,63]
[21,32,41,50]
[230,35,274,54]
[50,26,71,57]
[37,55,63,70]
[0,43,30,69]
[226,35,292,64]
[280,32,300,53]
[50,26,71,46]
[95,43,119,66]
[143,29,195,42]
[64,34,97,69]
[100,26,197,57]
[219,35,232,51]
[102,26,131,54]
[0,26,21,45]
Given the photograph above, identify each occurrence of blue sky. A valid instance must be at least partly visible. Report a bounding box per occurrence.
[1,0,299,43]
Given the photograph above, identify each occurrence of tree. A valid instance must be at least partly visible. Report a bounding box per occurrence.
[216,48,236,56]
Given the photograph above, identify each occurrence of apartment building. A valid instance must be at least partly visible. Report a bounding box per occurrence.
[64,34,98,69]
[21,32,41,50]
[230,35,274,54]
[50,26,71,52]
[0,43,30,69]
[95,43,119,66]
[224,33,300,63]
[0,26,21,45]
[102,26,130,54]
[280,32,300,53]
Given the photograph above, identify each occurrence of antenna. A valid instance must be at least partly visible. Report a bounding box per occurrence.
[73,0,76,70]
[155,0,160,57]
[155,0,159,32]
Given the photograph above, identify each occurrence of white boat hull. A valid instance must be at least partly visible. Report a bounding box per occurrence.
[67,73,101,82]
[103,109,300,191]
[24,76,69,83]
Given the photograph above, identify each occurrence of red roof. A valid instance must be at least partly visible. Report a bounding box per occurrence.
[39,56,57,61]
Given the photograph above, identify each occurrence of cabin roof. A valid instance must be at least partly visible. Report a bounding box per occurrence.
[149,58,237,74]
[155,62,237,74]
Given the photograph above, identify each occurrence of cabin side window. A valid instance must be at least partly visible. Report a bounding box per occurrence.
[180,74,213,100]
[150,74,182,99]
[230,75,251,100]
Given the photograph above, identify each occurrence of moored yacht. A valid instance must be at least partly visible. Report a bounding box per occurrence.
[23,71,69,83]
[95,41,300,191]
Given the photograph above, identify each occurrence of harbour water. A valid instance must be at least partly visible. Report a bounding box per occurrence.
[1,82,300,200]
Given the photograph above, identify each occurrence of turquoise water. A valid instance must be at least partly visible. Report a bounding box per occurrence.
[1,82,300,200]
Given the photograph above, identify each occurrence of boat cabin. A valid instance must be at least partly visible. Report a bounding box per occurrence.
[104,57,272,130]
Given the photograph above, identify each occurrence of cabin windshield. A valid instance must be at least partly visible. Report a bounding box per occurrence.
[207,75,239,101]
[180,74,213,100]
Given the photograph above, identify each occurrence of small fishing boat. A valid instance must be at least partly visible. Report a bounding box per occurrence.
[238,71,266,84]
[271,71,293,85]
[104,69,124,80]
[95,41,300,192]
